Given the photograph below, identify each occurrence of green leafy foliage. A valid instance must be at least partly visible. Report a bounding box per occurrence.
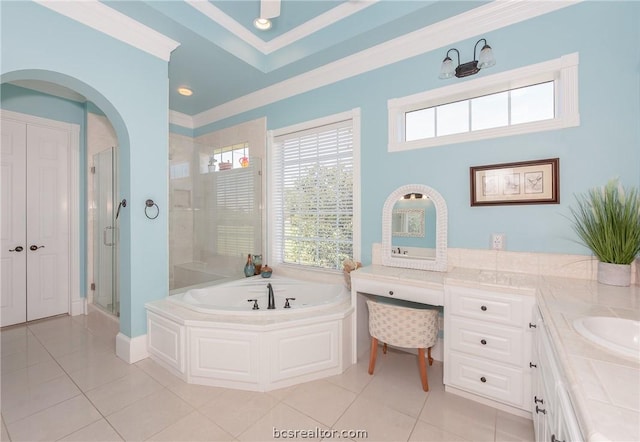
[283,164,353,270]
[569,179,640,264]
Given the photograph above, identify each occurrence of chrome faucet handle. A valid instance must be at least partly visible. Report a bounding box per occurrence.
[247,299,259,310]
[284,297,296,309]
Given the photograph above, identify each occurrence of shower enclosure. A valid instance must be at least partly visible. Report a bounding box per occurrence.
[169,134,263,290]
[92,147,120,315]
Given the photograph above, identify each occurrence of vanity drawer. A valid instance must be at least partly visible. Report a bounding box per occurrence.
[352,276,443,306]
[448,317,524,365]
[448,351,525,408]
[446,286,531,327]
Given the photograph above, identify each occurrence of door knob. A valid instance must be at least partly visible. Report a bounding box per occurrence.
[29,245,45,251]
[9,246,24,252]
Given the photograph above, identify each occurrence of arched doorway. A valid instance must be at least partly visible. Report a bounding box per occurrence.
[1,70,130,331]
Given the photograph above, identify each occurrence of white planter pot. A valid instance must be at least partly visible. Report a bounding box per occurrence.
[597,262,631,287]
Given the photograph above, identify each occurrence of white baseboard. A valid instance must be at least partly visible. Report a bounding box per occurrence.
[116,332,149,364]
[70,297,87,316]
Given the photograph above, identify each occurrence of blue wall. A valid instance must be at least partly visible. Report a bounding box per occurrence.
[1,1,170,338]
[0,83,89,296]
[193,2,640,265]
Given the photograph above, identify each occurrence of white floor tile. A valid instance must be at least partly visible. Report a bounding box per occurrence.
[6,395,101,442]
[0,338,52,374]
[199,389,279,437]
[1,359,65,389]
[166,379,228,408]
[282,380,356,427]
[134,358,183,387]
[1,416,9,441]
[67,353,138,391]
[1,374,81,424]
[238,403,328,442]
[58,419,124,442]
[419,388,497,441]
[495,411,534,442]
[325,359,374,394]
[409,420,465,442]
[334,397,416,442]
[105,389,193,441]
[84,368,164,416]
[146,411,234,442]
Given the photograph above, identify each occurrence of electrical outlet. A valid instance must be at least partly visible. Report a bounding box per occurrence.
[491,233,505,250]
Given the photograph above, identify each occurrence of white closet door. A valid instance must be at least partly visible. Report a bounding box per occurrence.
[25,124,70,321]
[1,119,28,326]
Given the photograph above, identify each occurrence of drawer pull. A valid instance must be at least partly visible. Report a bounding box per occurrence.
[535,405,546,415]
[551,435,564,442]
[530,362,537,368]
[480,305,487,311]
[534,396,544,404]
[529,323,537,328]
[388,290,394,296]
[480,376,487,383]
[480,339,487,345]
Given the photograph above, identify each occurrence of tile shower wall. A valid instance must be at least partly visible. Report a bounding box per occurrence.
[169,133,196,289]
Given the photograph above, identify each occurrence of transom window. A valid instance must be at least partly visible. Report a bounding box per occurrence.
[406,82,554,141]
[389,53,579,152]
[199,142,249,172]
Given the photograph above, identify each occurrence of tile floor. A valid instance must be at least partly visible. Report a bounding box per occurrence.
[1,311,535,441]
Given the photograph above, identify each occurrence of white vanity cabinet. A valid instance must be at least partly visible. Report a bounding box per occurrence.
[531,307,583,442]
[444,283,536,413]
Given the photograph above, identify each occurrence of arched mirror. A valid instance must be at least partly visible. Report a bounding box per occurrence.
[381,184,447,271]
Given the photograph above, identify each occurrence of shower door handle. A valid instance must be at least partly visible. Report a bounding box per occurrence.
[103,226,115,246]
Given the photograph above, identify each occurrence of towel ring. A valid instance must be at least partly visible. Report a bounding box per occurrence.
[144,199,159,220]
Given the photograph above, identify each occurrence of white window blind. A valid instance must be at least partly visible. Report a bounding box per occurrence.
[202,161,261,257]
[272,120,353,270]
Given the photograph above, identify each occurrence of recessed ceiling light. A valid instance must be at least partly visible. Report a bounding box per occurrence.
[177,87,193,96]
[253,17,272,31]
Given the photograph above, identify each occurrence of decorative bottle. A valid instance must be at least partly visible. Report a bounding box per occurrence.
[252,254,262,275]
[243,254,255,277]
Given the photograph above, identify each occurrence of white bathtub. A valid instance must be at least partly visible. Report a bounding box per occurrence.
[146,274,355,392]
[168,275,349,315]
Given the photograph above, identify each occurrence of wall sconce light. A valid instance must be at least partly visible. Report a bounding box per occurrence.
[439,38,496,79]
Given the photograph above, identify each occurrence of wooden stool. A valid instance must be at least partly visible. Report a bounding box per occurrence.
[366,299,438,391]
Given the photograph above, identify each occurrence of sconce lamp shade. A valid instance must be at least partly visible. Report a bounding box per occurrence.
[439,57,455,80]
[438,38,495,79]
[477,44,496,69]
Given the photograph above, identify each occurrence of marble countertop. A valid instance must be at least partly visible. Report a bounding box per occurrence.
[351,265,640,441]
[536,277,639,442]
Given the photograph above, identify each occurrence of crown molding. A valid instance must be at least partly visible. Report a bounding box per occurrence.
[185,0,377,56]
[35,0,179,62]
[169,110,194,129]
[192,0,582,129]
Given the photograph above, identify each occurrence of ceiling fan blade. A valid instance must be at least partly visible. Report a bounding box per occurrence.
[260,0,280,19]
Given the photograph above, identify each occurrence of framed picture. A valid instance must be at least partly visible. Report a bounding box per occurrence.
[470,158,559,206]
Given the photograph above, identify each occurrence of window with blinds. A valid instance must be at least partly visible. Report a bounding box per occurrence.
[272,119,354,270]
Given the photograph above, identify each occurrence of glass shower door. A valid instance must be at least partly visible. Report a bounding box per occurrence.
[93,147,119,316]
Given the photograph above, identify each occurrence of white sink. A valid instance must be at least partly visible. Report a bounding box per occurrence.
[573,317,640,360]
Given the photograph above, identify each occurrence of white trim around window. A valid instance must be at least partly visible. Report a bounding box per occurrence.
[267,108,361,271]
[388,52,580,152]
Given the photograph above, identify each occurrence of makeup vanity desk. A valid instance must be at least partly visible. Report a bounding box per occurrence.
[351,264,538,419]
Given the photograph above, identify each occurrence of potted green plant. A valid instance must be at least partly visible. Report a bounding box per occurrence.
[569,178,640,286]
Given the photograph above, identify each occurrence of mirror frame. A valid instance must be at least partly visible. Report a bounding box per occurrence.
[382,184,448,271]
